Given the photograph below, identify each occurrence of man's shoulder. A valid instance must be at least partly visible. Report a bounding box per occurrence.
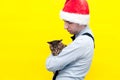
[74,34,93,46]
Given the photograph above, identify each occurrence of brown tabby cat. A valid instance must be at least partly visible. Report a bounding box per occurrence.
[47,39,67,56]
[47,39,66,80]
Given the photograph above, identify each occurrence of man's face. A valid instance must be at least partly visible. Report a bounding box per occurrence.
[64,20,84,34]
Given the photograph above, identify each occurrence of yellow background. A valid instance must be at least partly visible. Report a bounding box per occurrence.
[0,0,120,80]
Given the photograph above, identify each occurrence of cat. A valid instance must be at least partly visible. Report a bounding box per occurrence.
[47,39,67,56]
[47,39,67,80]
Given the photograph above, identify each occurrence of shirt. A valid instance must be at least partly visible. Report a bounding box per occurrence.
[46,26,94,80]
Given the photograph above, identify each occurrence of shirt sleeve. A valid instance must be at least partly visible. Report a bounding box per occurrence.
[46,36,91,72]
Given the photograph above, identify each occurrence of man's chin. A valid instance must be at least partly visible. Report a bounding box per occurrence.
[69,32,74,34]
[68,30,74,34]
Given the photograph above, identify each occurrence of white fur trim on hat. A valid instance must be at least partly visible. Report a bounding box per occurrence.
[60,11,90,25]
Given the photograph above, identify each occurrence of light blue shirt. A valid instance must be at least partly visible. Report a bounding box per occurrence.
[46,26,94,80]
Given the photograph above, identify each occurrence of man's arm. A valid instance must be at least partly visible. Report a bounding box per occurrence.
[46,36,92,72]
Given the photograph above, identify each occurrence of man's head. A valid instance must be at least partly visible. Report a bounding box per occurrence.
[64,20,86,34]
[60,0,89,26]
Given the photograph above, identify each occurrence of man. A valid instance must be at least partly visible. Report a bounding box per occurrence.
[46,0,95,80]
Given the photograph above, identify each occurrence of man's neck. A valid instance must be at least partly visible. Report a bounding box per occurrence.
[75,26,88,38]
[76,25,87,34]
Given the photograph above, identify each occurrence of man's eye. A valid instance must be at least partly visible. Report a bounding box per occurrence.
[64,21,73,24]
[68,22,72,24]
[67,21,72,24]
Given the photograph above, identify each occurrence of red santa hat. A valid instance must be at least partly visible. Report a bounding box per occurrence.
[60,0,90,25]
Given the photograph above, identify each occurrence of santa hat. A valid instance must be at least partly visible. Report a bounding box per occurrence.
[60,0,90,25]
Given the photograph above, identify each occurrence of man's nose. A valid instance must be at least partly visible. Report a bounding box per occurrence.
[64,24,68,29]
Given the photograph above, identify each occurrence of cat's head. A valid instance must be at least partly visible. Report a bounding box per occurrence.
[47,39,63,56]
[47,39,62,48]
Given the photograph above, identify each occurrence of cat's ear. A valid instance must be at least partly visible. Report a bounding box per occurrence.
[59,39,62,42]
[58,39,62,43]
[47,42,51,44]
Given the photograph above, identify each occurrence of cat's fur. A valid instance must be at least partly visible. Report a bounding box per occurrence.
[47,39,66,56]
[47,39,66,80]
